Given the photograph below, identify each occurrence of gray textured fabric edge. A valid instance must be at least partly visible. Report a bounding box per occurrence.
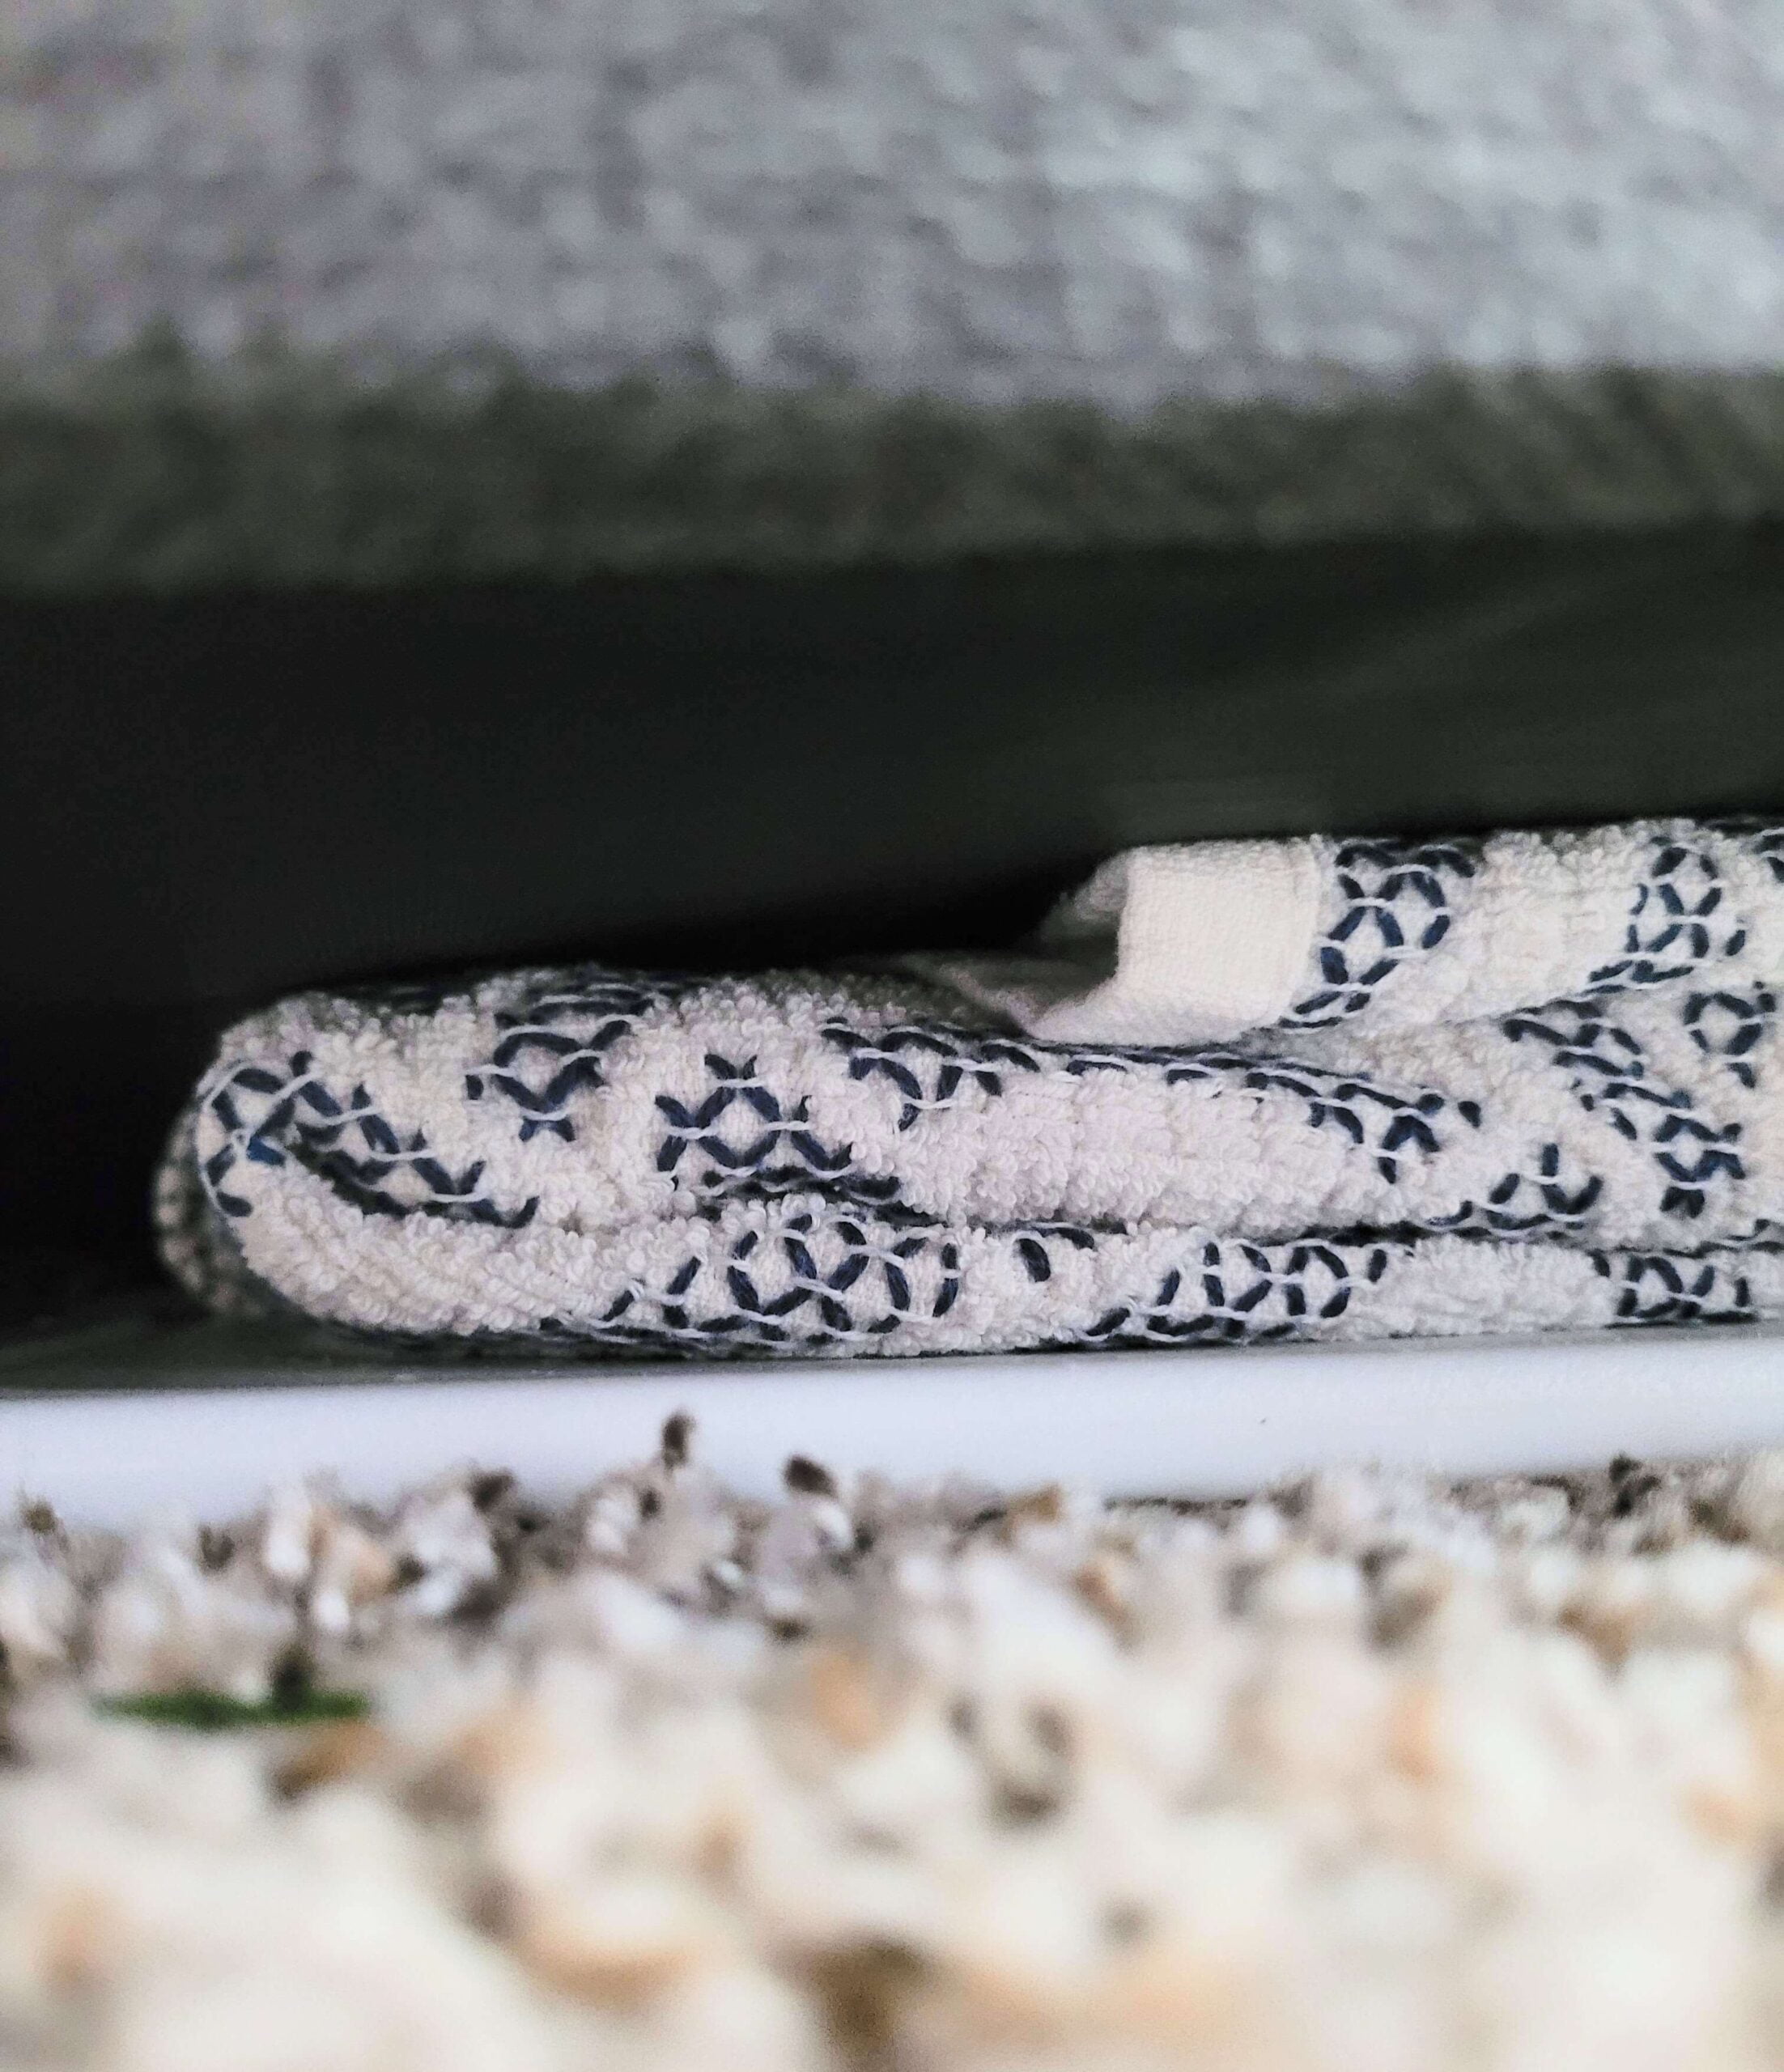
[7,346,1784,593]
[8,0,1784,405]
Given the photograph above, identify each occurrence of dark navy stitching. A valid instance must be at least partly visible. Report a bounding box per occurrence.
[1076,1237,1394,1346]
[1280,838,1480,1028]
[1684,984,1776,1090]
[822,1022,1476,1183]
[1505,999,1744,1220]
[1591,1249,1757,1326]
[201,1054,538,1229]
[1585,838,1746,994]
[466,971,700,1141]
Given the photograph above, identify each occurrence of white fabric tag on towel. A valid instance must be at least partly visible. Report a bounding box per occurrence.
[908,838,1327,1043]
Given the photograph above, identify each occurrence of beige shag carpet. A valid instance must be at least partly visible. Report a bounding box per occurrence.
[9,1426,1784,2070]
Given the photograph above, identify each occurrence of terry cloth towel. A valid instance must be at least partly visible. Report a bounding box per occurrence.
[156,817,1784,1359]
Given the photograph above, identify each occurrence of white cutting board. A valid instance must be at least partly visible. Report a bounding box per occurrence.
[5,1315,1784,1524]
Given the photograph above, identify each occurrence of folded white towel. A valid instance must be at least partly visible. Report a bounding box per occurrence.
[911,822,1784,1044]
[158,817,1784,1357]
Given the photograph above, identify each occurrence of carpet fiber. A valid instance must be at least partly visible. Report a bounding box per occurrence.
[8,1424,1784,2069]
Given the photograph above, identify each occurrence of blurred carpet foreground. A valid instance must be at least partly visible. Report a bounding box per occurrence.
[7,1427,1784,2070]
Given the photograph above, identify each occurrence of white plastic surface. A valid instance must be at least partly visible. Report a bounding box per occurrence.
[6,1322,1784,1524]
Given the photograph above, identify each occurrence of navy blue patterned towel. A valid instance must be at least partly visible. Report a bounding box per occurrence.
[158,819,1784,1357]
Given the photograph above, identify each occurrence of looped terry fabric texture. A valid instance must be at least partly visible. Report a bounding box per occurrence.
[159,817,1784,1358]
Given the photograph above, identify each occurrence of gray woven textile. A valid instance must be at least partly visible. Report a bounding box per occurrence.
[9,2,1784,589]
[6,0,1784,403]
